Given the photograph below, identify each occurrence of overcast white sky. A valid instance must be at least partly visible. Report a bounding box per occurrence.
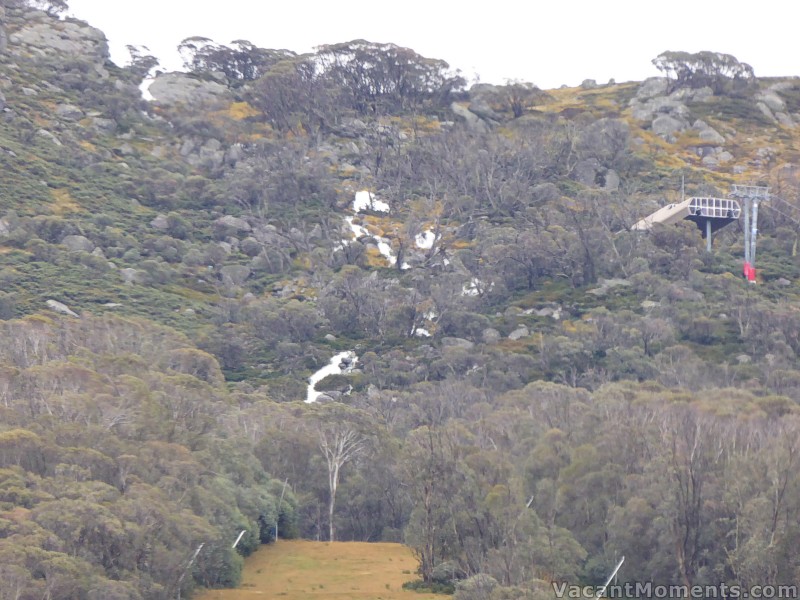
[67,0,798,89]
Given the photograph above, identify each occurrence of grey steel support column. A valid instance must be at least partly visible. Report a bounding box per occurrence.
[750,199,760,265]
[743,196,751,264]
[731,184,769,283]
[706,219,712,252]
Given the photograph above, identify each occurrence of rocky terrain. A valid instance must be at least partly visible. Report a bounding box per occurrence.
[1,3,800,599]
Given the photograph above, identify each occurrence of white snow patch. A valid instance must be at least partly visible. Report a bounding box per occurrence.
[461,278,493,297]
[343,217,409,270]
[306,351,358,403]
[46,299,78,317]
[424,310,438,321]
[345,216,368,239]
[462,279,481,296]
[354,190,390,213]
[415,328,431,337]
[139,77,155,102]
[415,230,436,250]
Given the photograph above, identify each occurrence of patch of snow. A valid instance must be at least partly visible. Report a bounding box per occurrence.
[424,310,438,321]
[46,299,79,317]
[523,306,562,320]
[343,217,409,270]
[415,328,431,337]
[415,230,436,250]
[354,190,390,213]
[345,216,368,239]
[461,278,481,296]
[306,351,358,403]
[139,77,155,102]
[461,278,493,297]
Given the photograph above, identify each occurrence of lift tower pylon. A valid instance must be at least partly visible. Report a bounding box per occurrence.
[731,185,770,282]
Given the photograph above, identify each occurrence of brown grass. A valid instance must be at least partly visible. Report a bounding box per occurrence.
[49,188,80,215]
[195,540,446,600]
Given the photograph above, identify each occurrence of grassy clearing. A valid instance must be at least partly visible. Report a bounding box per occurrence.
[196,540,447,600]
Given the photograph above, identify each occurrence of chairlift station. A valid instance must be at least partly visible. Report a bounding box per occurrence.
[632,196,741,243]
[632,185,770,282]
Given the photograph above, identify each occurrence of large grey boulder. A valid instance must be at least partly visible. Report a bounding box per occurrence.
[531,183,561,204]
[37,129,61,145]
[578,117,629,170]
[215,215,251,232]
[220,265,251,286]
[61,234,94,252]
[225,143,245,165]
[468,97,501,122]
[757,90,786,113]
[482,328,501,344]
[693,120,725,145]
[755,87,795,126]
[652,114,687,140]
[150,214,169,230]
[441,337,475,350]
[669,86,714,102]
[603,169,620,191]
[631,95,691,122]
[572,158,620,191]
[702,149,733,167]
[573,158,602,186]
[756,102,775,122]
[120,268,145,285]
[185,138,225,169]
[9,18,108,64]
[91,117,116,134]
[56,103,83,120]
[508,326,530,340]
[636,77,668,99]
[148,72,232,107]
[450,102,489,133]
[179,138,196,157]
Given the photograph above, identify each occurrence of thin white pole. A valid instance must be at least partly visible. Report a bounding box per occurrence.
[596,556,625,599]
[176,543,204,600]
[232,530,247,549]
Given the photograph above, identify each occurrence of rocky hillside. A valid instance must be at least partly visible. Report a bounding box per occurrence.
[2,2,800,599]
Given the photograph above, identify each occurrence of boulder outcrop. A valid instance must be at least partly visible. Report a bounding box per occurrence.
[148,72,232,107]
